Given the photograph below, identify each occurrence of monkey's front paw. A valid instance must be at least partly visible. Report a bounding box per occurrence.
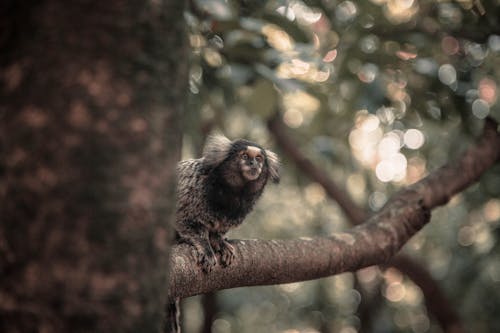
[196,250,217,273]
[218,240,235,267]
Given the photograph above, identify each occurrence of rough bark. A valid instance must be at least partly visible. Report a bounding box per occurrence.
[0,1,186,332]
[168,119,500,300]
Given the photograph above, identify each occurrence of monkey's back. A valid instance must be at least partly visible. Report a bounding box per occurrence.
[175,159,211,230]
[175,158,254,235]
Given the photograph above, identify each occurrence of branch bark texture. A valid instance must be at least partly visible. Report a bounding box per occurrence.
[168,119,500,300]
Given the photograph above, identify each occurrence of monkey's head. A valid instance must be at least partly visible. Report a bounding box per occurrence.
[238,145,265,181]
[202,134,280,187]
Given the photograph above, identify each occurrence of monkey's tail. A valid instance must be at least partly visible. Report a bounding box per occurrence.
[164,298,181,333]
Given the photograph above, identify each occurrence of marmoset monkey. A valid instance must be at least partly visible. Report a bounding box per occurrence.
[166,134,279,333]
[176,133,280,271]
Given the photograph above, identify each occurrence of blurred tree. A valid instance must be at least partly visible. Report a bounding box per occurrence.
[0,1,186,332]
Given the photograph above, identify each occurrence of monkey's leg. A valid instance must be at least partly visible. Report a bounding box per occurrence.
[209,233,235,267]
[179,228,217,273]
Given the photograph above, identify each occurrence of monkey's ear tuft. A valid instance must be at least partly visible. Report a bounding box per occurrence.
[266,149,280,183]
[202,133,232,167]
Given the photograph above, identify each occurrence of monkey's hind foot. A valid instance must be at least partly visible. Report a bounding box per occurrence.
[190,244,217,273]
[217,239,235,267]
[197,251,217,273]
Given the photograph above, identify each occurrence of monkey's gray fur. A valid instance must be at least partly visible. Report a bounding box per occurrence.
[175,133,279,271]
[165,134,279,333]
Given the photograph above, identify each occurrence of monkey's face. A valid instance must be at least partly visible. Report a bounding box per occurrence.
[238,146,264,181]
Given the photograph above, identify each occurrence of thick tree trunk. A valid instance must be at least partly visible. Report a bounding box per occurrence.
[0,1,186,332]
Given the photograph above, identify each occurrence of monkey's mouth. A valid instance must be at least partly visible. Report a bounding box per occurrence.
[242,167,261,180]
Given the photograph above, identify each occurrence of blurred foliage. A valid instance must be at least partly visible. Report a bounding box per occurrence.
[181,0,500,332]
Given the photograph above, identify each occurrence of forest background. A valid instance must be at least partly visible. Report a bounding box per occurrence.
[1,0,500,333]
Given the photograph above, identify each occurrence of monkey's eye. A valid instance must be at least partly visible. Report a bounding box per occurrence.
[255,156,263,163]
[242,153,249,160]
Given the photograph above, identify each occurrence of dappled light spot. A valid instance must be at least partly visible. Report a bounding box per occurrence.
[294,2,323,24]
[403,283,423,305]
[349,112,382,167]
[262,24,294,52]
[333,233,356,245]
[378,132,402,159]
[279,282,303,294]
[356,266,379,284]
[194,0,233,20]
[339,326,357,333]
[384,267,403,284]
[68,101,91,128]
[457,225,475,246]
[403,129,425,149]
[314,68,330,82]
[358,113,380,132]
[357,63,378,83]
[414,58,438,75]
[478,78,497,105]
[203,48,223,67]
[487,263,500,282]
[283,109,303,128]
[471,99,490,119]
[276,6,296,21]
[6,148,27,167]
[483,199,500,223]
[376,106,396,124]
[369,191,388,210]
[489,35,500,52]
[406,156,426,184]
[360,35,380,54]
[411,313,430,333]
[335,1,358,23]
[441,36,459,55]
[304,183,326,205]
[3,63,23,91]
[290,58,310,75]
[130,117,148,133]
[385,282,406,302]
[438,64,456,85]
[116,92,131,107]
[189,34,206,48]
[212,318,232,333]
[282,91,320,127]
[396,50,417,60]
[375,153,407,182]
[465,42,487,64]
[323,49,337,62]
[346,173,366,202]
[36,166,58,188]
[277,59,330,83]
[21,106,48,128]
[380,0,419,24]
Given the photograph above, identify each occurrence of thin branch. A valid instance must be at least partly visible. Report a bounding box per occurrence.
[168,119,500,300]
[389,257,464,333]
[267,114,367,225]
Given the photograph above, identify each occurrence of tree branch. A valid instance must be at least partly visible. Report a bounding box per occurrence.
[267,114,467,332]
[168,119,499,300]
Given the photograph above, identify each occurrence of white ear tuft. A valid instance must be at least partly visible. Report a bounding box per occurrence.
[266,149,280,183]
[202,133,232,167]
